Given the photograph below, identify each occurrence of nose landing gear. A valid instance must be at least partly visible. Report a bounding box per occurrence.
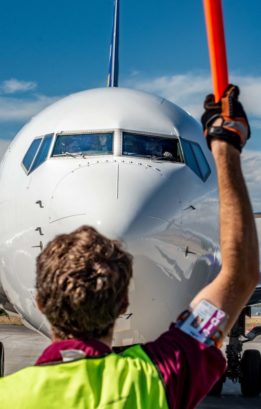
[225,290,261,397]
[210,288,261,397]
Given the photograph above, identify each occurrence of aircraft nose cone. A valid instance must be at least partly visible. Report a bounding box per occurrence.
[48,160,185,239]
[49,161,121,235]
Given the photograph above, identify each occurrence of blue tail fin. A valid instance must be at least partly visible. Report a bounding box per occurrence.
[107,0,120,87]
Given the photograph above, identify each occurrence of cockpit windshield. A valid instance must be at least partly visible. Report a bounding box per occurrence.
[52,133,113,157]
[122,132,183,162]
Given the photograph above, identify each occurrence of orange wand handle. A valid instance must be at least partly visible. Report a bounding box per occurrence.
[203,0,229,101]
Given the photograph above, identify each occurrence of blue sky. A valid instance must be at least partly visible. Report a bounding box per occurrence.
[0,0,260,156]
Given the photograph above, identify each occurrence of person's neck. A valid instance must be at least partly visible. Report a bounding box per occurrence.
[51,328,113,349]
[96,335,113,349]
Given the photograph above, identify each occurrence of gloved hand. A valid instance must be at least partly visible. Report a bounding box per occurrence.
[201,84,251,152]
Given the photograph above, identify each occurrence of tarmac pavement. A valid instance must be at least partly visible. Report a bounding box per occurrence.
[0,324,260,408]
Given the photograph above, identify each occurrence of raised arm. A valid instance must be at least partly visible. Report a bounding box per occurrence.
[191,85,259,337]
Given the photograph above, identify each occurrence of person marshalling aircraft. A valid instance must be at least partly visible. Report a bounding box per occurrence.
[0,0,260,398]
[0,83,259,409]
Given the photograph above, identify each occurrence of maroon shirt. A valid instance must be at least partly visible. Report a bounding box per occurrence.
[36,324,226,409]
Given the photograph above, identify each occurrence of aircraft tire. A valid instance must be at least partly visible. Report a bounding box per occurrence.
[240,349,261,397]
[0,341,4,377]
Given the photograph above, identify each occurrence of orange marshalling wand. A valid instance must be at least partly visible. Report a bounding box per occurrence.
[203,0,229,101]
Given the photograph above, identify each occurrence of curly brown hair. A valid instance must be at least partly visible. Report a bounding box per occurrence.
[36,226,133,340]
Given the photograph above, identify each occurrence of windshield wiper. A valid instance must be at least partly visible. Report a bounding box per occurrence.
[123,153,176,161]
[148,154,174,161]
[54,152,87,158]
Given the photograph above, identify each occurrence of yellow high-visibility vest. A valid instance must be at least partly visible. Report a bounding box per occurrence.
[0,344,169,409]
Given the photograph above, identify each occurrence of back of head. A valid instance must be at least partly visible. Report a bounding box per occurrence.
[36,226,133,340]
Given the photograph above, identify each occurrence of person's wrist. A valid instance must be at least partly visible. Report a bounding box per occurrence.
[211,139,241,160]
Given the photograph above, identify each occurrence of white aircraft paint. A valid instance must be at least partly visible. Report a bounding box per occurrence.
[0,87,221,344]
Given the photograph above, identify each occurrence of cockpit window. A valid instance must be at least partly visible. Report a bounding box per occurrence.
[22,138,42,171]
[52,133,113,157]
[180,138,211,181]
[122,132,183,162]
[30,134,53,172]
[22,134,53,174]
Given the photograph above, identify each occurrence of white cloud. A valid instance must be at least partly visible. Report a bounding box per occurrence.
[1,79,37,94]
[0,78,60,126]
[124,72,261,121]
[130,70,141,78]
[242,150,261,182]
[232,75,261,118]
[250,119,261,130]
[0,139,10,162]
[0,94,59,123]
[243,150,261,269]
[242,150,261,210]
[124,73,209,118]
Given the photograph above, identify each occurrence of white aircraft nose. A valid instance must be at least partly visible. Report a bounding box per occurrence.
[49,160,187,239]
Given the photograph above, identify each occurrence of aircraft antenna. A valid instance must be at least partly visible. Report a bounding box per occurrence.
[107,0,120,87]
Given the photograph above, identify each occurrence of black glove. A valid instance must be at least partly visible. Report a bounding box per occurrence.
[201,84,251,152]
